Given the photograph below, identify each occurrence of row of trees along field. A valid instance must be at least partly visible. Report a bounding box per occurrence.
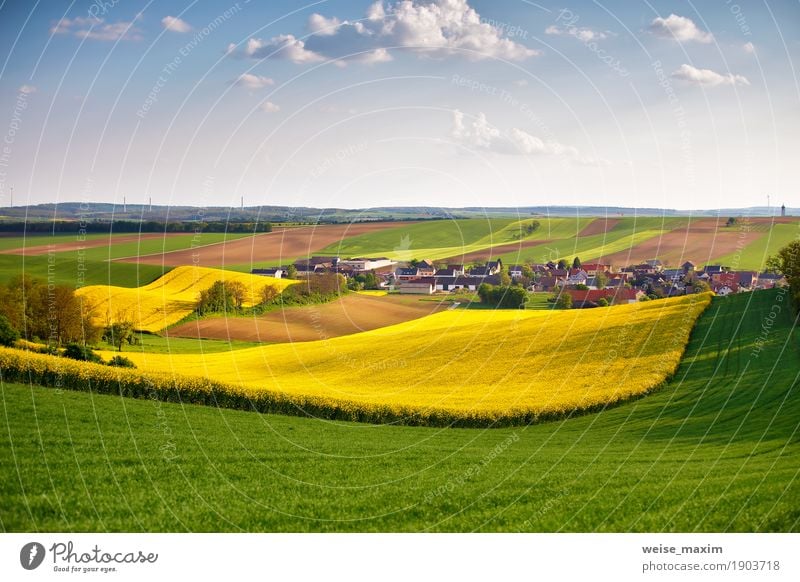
[0,220,272,233]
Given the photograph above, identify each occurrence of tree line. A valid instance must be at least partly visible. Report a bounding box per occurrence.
[0,220,272,233]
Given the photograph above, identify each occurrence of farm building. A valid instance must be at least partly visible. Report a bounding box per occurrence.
[339,257,395,271]
[434,275,501,292]
[398,278,435,295]
[251,267,285,278]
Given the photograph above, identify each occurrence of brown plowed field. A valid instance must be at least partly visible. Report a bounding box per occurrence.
[599,219,766,266]
[0,233,184,256]
[119,222,408,267]
[453,239,554,264]
[167,293,448,343]
[578,217,620,237]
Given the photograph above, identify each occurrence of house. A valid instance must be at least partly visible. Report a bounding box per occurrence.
[756,272,786,289]
[581,263,611,276]
[645,259,664,271]
[416,260,436,276]
[703,265,727,275]
[712,282,738,296]
[447,264,466,276]
[469,266,490,276]
[293,261,326,276]
[398,277,435,295]
[508,265,525,278]
[434,268,460,277]
[396,267,421,281]
[681,261,696,273]
[338,257,395,271]
[486,259,503,274]
[251,267,284,278]
[737,271,758,289]
[565,269,589,286]
[662,269,684,282]
[434,275,501,292]
[533,276,559,292]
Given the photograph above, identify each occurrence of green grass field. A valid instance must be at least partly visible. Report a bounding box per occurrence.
[0,233,253,288]
[1,289,797,532]
[716,222,800,270]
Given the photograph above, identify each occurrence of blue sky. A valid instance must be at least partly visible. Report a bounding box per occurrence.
[0,0,798,210]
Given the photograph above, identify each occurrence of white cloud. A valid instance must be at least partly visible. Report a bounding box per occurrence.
[308,14,342,36]
[513,79,529,87]
[259,101,281,113]
[649,14,713,43]
[51,17,142,41]
[671,64,750,87]
[450,110,606,165]
[161,16,192,33]
[19,85,37,94]
[234,73,275,90]
[545,25,608,42]
[743,41,755,54]
[229,34,324,63]
[230,0,539,65]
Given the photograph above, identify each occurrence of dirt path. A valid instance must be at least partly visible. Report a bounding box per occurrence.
[167,293,448,343]
[118,222,408,267]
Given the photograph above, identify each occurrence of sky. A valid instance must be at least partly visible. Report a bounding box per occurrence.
[0,0,798,211]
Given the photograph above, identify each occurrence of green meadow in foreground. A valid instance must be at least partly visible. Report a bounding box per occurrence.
[0,290,798,532]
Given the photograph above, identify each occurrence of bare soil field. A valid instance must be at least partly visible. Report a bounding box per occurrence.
[578,217,620,237]
[120,222,409,267]
[600,219,766,266]
[453,238,554,264]
[0,233,184,256]
[167,292,448,343]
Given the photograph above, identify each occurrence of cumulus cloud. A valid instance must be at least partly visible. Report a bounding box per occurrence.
[228,0,539,65]
[649,14,713,43]
[545,25,608,42]
[259,101,280,113]
[234,73,275,90]
[161,16,192,33]
[671,64,750,87]
[450,110,606,165]
[51,17,142,41]
[743,41,755,54]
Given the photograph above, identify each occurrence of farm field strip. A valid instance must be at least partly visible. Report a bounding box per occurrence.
[715,222,800,269]
[76,265,294,333]
[86,293,712,424]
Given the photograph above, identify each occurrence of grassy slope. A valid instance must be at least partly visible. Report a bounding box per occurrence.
[716,222,800,270]
[1,290,798,532]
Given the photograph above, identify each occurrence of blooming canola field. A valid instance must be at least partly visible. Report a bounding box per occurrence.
[92,293,711,425]
[76,265,294,333]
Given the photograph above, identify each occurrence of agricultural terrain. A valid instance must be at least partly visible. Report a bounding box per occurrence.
[167,292,449,343]
[82,293,710,425]
[77,265,293,332]
[1,290,797,531]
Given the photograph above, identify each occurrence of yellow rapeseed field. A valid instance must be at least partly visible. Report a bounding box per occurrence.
[89,293,712,424]
[77,266,294,332]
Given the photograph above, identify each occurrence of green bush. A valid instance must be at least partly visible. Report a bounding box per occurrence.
[0,315,20,347]
[107,355,137,368]
[63,343,102,363]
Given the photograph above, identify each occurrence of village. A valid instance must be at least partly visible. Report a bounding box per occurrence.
[252,255,788,308]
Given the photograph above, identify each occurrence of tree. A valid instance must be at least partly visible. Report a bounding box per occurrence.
[766,240,800,304]
[555,292,573,310]
[572,256,582,269]
[574,283,589,291]
[103,320,135,352]
[595,271,608,289]
[596,298,609,307]
[0,314,19,346]
[499,269,512,287]
[692,279,711,293]
[108,355,136,368]
[196,280,247,314]
[285,264,298,279]
[557,259,569,270]
[726,217,738,227]
[261,285,280,305]
[521,264,533,279]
